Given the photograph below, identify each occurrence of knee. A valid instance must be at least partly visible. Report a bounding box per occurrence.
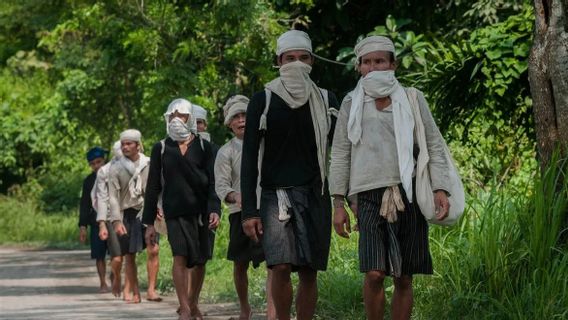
[234,262,249,273]
[147,245,159,257]
[173,256,187,268]
[298,267,317,284]
[365,270,386,286]
[271,264,292,280]
[393,276,413,291]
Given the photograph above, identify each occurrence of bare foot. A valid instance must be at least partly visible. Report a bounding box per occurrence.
[189,306,203,320]
[123,291,132,301]
[126,294,141,304]
[99,284,110,293]
[146,291,162,302]
[178,309,191,320]
[112,274,121,297]
[239,309,252,320]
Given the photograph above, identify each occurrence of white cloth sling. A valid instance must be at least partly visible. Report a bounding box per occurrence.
[406,88,465,226]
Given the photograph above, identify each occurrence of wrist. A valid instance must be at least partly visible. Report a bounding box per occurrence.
[333,197,346,209]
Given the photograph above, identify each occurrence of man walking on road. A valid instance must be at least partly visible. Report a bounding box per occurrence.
[79,146,109,293]
[240,30,340,320]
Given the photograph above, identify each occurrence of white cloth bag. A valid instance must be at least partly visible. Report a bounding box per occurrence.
[407,88,465,226]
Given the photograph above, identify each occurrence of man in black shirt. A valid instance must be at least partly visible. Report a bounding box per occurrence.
[143,98,220,320]
[78,147,109,293]
[241,30,339,320]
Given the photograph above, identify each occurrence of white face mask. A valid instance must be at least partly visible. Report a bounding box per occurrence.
[279,60,312,102]
[167,117,192,141]
[361,70,398,98]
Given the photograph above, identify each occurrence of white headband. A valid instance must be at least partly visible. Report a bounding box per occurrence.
[119,129,142,142]
[354,36,396,61]
[276,30,312,56]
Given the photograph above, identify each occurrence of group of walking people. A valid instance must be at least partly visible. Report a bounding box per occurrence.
[79,29,455,320]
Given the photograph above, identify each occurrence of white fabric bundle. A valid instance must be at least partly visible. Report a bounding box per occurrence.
[276,30,312,56]
[223,95,249,125]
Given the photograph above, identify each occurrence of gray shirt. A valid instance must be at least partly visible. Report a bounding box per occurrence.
[108,157,149,222]
[330,88,449,197]
[214,137,260,214]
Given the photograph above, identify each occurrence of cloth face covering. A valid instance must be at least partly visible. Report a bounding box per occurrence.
[278,60,313,108]
[167,117,192,142]
[361,70,397,99]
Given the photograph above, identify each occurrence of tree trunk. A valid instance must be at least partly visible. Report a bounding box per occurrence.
[528,0,568,168]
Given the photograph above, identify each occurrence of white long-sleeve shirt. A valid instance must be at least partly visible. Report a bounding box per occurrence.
[329,88,449,197]
[214,137,260,214]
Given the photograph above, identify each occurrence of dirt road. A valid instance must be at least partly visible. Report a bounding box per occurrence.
[0,247,248,320]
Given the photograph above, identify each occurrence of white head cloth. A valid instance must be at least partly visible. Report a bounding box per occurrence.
[192,104,208,122]
[164,98,197,134]
[120,129,142,142]
[276,30,312,56]
[223,95,249,125]
[354,35,396,62]
[111,140,122,159]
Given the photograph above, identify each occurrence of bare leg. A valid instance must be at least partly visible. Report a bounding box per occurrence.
[188,265,205,319]
[364,270,387,320]
[392,276,413,320]
[123,257,132,300]
[296,267,318,320]
[96,259,109,293]
[110,256,123,297]
[271,264,293,320]
[266,269,277,320]
[124,253,140,303]
[146,243,161,300]
[173,256,191,320]
[234,262,252,319]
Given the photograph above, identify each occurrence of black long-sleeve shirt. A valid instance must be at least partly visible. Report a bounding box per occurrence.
[142,137,221,225]
[241,90,339,221]
[78,172,97,227]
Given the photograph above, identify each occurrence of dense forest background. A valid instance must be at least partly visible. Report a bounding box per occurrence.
[1,1,567,319]
[1,0,534,202]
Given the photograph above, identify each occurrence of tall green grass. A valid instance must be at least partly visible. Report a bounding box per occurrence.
[0,195,79,247]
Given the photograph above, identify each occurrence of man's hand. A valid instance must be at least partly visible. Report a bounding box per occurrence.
[79,227,87,244]
[333,206,351,238]
[434,190,450,220]
[156,208,164,221]
[98,222,108,241]
[348,199,358,231]
[208,213,220,230]
[242,218,263,243]
[113,221,127,236]
[145,225,157,246]
[227,192,242,208]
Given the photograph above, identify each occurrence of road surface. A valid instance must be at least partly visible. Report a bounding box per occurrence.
[0,247,254,320]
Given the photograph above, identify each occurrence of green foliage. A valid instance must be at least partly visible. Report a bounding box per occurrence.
[38,0,285,147]
[0,195,78,247]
